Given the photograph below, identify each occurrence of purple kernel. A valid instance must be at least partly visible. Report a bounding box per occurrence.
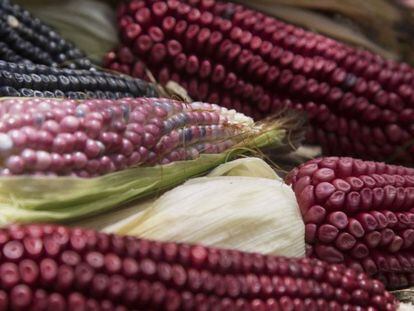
[52,136,68,154]
[313,168,335,183]
[85,140,104,158]
[121,139,134,156]
[50,153,64,172]
[335,233,356,251]
[60,116,80,133]
[357,213,378,231]
[63,154,74,169]
[83,119,103,139]
[304,205,326,224]
[364,231,382,248]
[145,124,161,137]
[351,243,369,259]
[314,245,344,263]
[112,155,127,170]
[143,133,156,148]
[1,263,19,289]
[348,219,365,238]
[86,160,100,174]
[328,211,349,229]
[72,152,88,169]
[130,111,146,123]
[314,182,336,201]
[21,149,37,167]
[318,224,339,243]
[127,123,145,135]
[112,120,127,133]
[74,132,88,149]
[3,240,24,260]
[34,151,52,171]
[8,130,27,147]
[128,152,142,166]
[124,131,142,145]
[37,131,53,148]
[10,284,32,309]
[5,156,24,174]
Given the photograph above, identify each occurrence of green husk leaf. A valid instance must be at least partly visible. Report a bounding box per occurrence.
[0,121,293,225]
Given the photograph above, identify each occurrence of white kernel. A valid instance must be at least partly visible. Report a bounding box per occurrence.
[0,133,13,154]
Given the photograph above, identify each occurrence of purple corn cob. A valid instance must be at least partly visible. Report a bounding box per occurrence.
[287,157,414,289]
[0,97,252,177]
[0,224,399,310]
[105,0,414,164]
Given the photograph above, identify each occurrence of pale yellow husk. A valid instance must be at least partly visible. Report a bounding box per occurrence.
[103,158,305,258]
[393,287,414,306]
[398,303,414,311]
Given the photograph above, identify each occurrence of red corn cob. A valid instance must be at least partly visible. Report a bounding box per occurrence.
[106,0,414,164]
[0,97,251,177]
[287,157,414,289]
[0,224,399,310]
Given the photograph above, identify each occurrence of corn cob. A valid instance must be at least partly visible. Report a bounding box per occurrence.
[0,60,158,100]
[286,157,414,290]
[0,97,252,177]
[106,0,414,164]
[0,224,398,310]
[0,0,93,69]
[0,42,28,63]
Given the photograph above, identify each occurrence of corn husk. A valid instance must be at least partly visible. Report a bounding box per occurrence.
[102,158,305,258]
[70,157,278,230]
[0,112,304,226]
[393,287,414,305]
[14,0,118,63]
[397,303,414,311]
[96,157,279,232]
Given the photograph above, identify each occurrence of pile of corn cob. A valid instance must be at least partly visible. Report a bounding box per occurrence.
[106,0,414,165]
[0,0,412,309]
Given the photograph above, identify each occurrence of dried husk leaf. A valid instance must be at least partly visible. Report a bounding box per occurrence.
[207,157,279,179]
[393,287,414,305]
[397,303,414,311]
[104,158,305,257]
[98,157,280,232]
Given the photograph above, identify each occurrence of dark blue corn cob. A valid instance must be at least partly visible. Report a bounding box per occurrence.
[0,60,158,100]
[0,0,92,69]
